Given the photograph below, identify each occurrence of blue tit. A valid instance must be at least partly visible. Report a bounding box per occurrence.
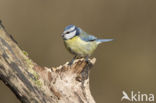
[61,25,113,64]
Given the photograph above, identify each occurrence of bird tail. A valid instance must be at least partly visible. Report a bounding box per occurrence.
[96,39,113,44]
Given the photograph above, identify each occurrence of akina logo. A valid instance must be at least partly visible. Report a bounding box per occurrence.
[121,90,154,102]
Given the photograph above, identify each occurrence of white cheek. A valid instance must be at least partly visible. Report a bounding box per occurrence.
[64,30,76,39]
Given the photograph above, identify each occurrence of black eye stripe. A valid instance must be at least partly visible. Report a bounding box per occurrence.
[66,32,70,34]
[65,29,76,34]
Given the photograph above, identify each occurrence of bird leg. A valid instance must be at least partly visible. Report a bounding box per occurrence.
[85,56,89,64]
[68,55,77,65]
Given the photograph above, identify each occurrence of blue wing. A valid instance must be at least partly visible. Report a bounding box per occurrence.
[79,28,97,42]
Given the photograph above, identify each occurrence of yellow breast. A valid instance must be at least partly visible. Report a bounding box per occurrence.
[64,36,98,57]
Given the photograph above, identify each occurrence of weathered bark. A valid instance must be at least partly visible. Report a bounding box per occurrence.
[0,21,96,103]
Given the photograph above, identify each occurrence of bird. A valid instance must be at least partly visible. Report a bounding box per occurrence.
[61,25,113,65]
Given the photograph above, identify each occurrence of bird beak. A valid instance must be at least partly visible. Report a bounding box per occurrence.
[61,33,64,37]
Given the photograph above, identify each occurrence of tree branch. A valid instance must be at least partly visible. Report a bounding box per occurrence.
[0,21,96,103]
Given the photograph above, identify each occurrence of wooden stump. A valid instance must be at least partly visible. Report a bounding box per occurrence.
[0,21,96,103]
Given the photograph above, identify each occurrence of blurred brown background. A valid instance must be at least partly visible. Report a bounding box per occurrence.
[0,0,156,103]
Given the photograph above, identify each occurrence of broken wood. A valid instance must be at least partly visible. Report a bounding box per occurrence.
[0,21,96,103]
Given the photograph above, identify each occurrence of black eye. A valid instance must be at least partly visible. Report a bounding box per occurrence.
[66,32,70,34]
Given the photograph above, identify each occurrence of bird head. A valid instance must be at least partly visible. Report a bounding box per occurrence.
[62,25,80,40]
